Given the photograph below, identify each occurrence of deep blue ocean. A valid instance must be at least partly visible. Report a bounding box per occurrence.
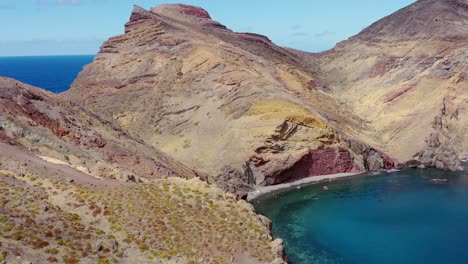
[0,55,94,93]
[253,169,468,264]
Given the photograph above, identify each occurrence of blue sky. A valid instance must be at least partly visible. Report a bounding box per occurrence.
[0,0,415,56]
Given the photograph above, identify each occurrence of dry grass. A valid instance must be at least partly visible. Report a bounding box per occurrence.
[0,170,275,263]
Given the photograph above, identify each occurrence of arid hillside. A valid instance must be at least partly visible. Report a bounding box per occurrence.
[65,4,402,197]
[317,0,467,171]
[0,78,284,263]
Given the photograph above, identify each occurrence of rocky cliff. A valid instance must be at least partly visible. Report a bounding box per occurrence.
[316,0,467,171]
[65,4,399,197]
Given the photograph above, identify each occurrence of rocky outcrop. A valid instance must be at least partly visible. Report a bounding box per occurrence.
[415,95,467,171]
[174,4,211,19]
[363,148,398,171]
[258,146,361,185]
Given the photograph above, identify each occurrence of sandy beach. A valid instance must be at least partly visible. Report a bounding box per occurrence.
[247,172,364,201]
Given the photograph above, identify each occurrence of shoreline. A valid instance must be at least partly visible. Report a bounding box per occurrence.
[247,172,367,201]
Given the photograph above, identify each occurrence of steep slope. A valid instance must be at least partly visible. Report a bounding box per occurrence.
[357,0,468,41]
[0,78,285,263]
[0,77,196,182]
[66,4,395,196]
[317,0,468,171]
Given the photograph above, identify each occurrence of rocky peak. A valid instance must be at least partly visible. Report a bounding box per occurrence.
[128,5,153,23]
[126,4,213,34]
[355,0,468,41]
[151,4,211,20]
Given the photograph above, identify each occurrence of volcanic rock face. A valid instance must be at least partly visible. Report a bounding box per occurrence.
[317,0,467,171]
[66,4,396,196]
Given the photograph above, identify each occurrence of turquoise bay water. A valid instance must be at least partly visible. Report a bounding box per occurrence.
[253,170,468,264]
[0,55,94,93]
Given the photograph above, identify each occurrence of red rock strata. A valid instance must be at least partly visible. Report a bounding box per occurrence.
[176,4,211,19]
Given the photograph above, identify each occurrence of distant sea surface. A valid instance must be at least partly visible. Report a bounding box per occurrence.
[0,55,94,93]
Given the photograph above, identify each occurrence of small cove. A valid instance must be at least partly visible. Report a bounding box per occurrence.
[253,169,468,264]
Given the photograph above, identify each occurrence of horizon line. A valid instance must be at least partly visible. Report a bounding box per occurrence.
[0,54,96,58]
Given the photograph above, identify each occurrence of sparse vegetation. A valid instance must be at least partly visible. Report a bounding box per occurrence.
[183,138,191,149]
[0,169,275,263]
